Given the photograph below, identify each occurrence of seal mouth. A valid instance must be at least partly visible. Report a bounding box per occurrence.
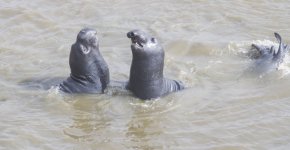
[131,38,143,48]
[127,30,148,48]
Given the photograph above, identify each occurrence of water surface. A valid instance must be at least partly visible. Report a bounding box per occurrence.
[1,0,290,149]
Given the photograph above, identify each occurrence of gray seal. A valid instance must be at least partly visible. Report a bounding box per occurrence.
[59,28,110,93]
[250,32,289,74]
[126,29,184,100]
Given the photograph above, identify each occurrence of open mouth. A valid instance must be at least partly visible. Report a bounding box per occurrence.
[131,38,143,47]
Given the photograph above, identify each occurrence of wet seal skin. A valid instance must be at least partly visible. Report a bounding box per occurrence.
[126,29,184,100]
[250,32,289,74]
[59,28,110,94]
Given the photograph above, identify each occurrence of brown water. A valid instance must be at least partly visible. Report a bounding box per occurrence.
[1,0,290,149]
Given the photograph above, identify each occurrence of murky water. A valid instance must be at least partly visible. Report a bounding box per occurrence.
[1,0,290,149]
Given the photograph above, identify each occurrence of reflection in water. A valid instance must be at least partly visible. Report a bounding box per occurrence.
[127,115,163,150]
[126,101,164,150]
[125,99,179,150]
[63,96,112,142]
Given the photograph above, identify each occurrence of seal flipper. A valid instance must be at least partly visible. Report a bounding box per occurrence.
[274,32,282,46]
[19,77,66,90]
[173,80,185,91]
[270,46,274,54]
[273,32,283,60]
[162,79,184,96]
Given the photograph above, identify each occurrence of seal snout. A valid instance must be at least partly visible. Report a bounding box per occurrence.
[127,30,147,48]
[127,31,135,38]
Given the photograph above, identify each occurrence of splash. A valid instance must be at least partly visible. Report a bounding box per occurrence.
[231,40,290,78]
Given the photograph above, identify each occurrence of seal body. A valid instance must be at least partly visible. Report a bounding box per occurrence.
[126,30,184,100]
[250,33,289,74]
[59,28,109,94]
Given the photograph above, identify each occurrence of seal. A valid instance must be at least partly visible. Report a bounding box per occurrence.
[59,28,110,94]
[250,32,289,74]
[126,29,184,100]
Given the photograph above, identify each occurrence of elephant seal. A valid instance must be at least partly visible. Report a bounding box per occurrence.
[250,32,289,74]
[59,28,110,94]
[126,29,184,100]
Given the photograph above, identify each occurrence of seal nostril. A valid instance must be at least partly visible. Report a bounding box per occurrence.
[127,32,135,38]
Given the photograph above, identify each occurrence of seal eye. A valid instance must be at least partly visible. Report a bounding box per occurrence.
[151,38,157,43]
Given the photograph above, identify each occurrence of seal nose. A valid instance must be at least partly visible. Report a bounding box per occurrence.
[127,31,135,38]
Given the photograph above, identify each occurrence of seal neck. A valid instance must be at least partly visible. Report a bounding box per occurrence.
[70,73,98,84]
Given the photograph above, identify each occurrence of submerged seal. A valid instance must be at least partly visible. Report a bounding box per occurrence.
[126,29,184,100]
[59,28,110,93]
[250,32,289,74]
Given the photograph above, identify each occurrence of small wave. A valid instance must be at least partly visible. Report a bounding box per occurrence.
[277,54,290,78]
[48,85,61,95]
[227,40,278,58]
